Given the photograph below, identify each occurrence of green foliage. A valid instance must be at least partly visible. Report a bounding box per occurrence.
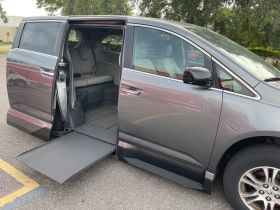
[213,0,280,50]
[248,47,280,60]
[36,0,132,15]
[270,62,280,70]
[136,0,225,26]
[136,0,280,51]
[36,0,63,15]
[0,0,8,23]
[248,47,280,69]
[99,0,131,15]
[0,41,12,46]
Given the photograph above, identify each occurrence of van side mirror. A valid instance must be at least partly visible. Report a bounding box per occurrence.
[183,67,212,87]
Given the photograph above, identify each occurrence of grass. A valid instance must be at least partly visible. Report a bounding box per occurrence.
[0,42,12,46]
[268,61,280,70]
[0,50,9,54]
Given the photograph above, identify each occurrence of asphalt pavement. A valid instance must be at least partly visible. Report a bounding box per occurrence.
[0,55,233,210]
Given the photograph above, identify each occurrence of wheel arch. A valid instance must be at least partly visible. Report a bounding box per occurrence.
[214,135,280,181]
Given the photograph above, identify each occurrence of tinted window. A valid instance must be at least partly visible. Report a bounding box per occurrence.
[101,35,122,52]
[132,27,208,80]
[215,63,255,97]
[19,22,61,55]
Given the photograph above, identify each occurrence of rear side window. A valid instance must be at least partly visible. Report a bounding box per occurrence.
[100,35,122,53]
[19,22,61,56]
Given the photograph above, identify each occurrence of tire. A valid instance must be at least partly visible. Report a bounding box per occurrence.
[223,144,280,210]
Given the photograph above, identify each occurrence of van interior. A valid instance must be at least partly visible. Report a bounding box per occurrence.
[16,24,125,184]
[60,25,123,145]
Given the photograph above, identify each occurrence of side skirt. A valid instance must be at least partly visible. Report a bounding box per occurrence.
[117,133,214,193]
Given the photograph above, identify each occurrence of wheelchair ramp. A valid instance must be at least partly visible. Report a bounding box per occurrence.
[17,132,115,183]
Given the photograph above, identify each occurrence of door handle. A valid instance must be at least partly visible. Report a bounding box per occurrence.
[120,84,142,96]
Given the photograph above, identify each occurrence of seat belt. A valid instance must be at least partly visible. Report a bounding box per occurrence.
[66,47,76,109]
[90,48,97,75]
[88,40,97,75]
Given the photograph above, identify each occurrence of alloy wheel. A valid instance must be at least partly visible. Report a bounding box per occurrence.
[239,166,280,210]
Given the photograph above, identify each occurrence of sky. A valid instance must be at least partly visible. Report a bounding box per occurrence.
[2,0,48,16]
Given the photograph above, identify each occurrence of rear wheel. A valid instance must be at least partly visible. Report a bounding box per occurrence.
[223,145,280,210]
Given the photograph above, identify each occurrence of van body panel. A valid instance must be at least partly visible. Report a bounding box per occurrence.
[117,138,204,189]
[208,90,280,173]
[118,68,223,175]
[7,49,57,123]
[7,108,52,140]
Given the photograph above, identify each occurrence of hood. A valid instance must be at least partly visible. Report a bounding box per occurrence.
[255,81,280,107]
[266,81,280,89]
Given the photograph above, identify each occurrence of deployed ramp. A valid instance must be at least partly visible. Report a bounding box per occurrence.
[17,132,115,183]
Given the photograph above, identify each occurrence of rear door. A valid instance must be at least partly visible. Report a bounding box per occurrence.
[118,26,222,184]
[7,20,67,139]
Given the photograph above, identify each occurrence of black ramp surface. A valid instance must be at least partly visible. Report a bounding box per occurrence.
[17,132,115,183]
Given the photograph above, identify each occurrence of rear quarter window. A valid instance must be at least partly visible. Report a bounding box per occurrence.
[19,22,61,56]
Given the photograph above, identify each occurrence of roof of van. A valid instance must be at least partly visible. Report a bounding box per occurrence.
[22,15,197,30]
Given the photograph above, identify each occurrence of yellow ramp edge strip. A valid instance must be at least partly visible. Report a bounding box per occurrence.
[0,159,40,207]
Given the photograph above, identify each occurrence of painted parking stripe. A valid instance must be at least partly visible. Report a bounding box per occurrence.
[0,159,40,208]
[1,187,46,210]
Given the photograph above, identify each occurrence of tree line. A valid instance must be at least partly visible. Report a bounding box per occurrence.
[138,0,279,50]
[36,0,132,17]
[136,0,280,67]
[0,0,279,65]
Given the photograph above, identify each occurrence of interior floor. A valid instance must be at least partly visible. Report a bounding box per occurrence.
[74,105,118,145]
[85,105,117,128]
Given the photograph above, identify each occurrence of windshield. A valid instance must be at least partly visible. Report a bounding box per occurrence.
[185,26,280,80]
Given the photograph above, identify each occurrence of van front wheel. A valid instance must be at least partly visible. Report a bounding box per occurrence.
[223,145,280,210]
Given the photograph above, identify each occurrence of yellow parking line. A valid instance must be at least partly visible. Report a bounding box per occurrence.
[0,159,40,207]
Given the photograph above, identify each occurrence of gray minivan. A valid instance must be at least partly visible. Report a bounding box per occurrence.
[6,16,280,210]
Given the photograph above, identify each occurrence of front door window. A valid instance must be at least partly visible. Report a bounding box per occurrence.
[132,27,209,80]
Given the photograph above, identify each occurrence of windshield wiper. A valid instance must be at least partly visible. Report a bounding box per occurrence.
[264,77,280,82]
